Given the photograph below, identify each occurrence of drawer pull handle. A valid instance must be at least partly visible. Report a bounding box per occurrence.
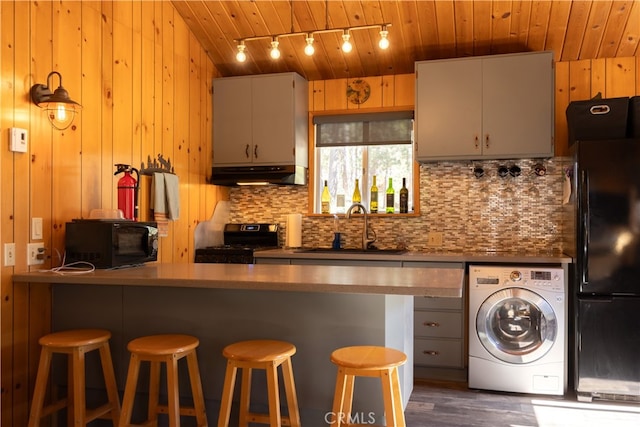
[423,321,440,327]
[423,350,439,356]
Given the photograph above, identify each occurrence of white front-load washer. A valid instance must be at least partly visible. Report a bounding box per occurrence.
[468,265,567,395]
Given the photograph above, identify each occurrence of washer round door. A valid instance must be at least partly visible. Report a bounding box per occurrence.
[476,287,557,364]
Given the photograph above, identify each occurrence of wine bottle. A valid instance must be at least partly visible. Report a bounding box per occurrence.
[400,177,409,213]
[321,180,330,214]
[353,178,362,203]
[370,175,378,213]
[386,178,394,213]
[351,179,362,213]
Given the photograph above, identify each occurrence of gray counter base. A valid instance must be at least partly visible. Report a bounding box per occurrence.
[52,284,414,426]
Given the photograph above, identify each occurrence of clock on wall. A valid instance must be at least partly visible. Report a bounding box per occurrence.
[347,79,371,105]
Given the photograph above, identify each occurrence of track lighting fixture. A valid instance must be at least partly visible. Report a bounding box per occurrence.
[233,23,391,63]
[379,25,390,50]
[269,38,281,59]
[341,30,352,53]
[304,34,315,56]
[236,41,247,62]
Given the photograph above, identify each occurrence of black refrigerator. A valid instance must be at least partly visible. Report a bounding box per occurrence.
[570,139,640,402]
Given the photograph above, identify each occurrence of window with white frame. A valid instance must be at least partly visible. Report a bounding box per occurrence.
[314,111,414,214]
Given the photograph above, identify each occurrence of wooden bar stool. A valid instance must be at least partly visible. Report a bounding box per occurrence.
[217,339,301,427]
[329,346,407,427]
[119,334,207,427]
[28,329,121,426]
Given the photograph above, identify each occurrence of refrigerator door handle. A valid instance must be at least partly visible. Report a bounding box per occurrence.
[581,170,589,285]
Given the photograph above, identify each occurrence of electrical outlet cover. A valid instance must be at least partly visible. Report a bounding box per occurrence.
[27,242,45,265]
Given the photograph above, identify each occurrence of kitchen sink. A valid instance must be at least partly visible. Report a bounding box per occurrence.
[296,248,407,255]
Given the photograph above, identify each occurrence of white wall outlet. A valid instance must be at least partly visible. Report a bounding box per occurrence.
[32,217,43,240]
[27,242,45,265]
[9,127,28,153]
[427,232,443,247]
[4,243,16,267]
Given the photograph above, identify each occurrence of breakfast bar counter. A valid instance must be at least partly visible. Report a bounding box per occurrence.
[14,263,463,425]
[13,262,464,297]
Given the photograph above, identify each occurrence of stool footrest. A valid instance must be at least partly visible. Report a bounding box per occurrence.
[247,412,293,426]
[157,404,198,417]
[125,422,156,427]
[85,403,118,423]
[40,398,68,417]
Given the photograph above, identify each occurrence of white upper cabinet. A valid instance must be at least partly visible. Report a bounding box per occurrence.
[415,51,554,161]
[213,72,309,166]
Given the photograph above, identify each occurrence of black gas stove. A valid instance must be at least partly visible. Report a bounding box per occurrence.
[194,223,279,264]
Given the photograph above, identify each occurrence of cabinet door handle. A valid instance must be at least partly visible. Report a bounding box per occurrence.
[254,145,258,159]
[245,144,250,158]
[485,134,490,148]
[422,350,440,356]
[474,135,479,149]
[423,321,440,327]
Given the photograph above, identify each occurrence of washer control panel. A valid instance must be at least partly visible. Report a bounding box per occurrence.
[470,265,564,293]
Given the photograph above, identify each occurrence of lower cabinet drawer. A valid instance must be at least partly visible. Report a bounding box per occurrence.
[414,338,464,368]
[414,296,463,310]
[414,311,462,338]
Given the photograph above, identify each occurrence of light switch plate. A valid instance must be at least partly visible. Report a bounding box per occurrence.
[4,243,16,267]
[9,127,28,153]
[32,217,43,240]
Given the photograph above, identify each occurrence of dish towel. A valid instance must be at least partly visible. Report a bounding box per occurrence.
[163,173,180,220]
[151,172,180,236]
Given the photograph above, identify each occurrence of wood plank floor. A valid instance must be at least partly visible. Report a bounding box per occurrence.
[406,380,640,427]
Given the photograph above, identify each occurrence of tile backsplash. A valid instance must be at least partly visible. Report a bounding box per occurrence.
[229,158,570,254]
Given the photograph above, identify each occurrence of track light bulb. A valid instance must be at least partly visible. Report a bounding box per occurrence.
[270,39,281,59]
[236,42,247,62]
[341,31,352,53]
[378,28,390,50]
[304,34,315,56]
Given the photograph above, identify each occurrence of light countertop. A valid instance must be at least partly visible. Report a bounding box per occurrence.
[13,262,464,298]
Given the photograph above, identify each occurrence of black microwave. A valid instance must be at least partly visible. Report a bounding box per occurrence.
[65,219,159,268]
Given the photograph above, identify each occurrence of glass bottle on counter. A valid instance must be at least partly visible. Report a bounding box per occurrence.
[321,180,330,214]
[352,178,362,213]
[400,177,409,213]
[353,178,362,204]
[370,175,378,213]
[386,178,394,213]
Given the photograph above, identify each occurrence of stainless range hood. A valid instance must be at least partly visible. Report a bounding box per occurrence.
[210,165,307,186]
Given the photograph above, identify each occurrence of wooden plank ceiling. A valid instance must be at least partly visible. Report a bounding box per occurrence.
[172,0,640,81]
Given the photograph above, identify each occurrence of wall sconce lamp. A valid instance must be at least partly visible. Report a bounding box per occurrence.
[30,71,82,131]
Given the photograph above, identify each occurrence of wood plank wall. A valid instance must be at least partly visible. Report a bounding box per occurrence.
[1,1,639,423]
[555,56,640,156]
[0,2,224,425]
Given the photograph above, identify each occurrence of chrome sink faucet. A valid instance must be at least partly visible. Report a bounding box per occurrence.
[346,203,377,250]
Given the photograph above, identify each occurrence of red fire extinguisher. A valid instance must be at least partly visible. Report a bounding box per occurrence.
[114,164,139,221]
